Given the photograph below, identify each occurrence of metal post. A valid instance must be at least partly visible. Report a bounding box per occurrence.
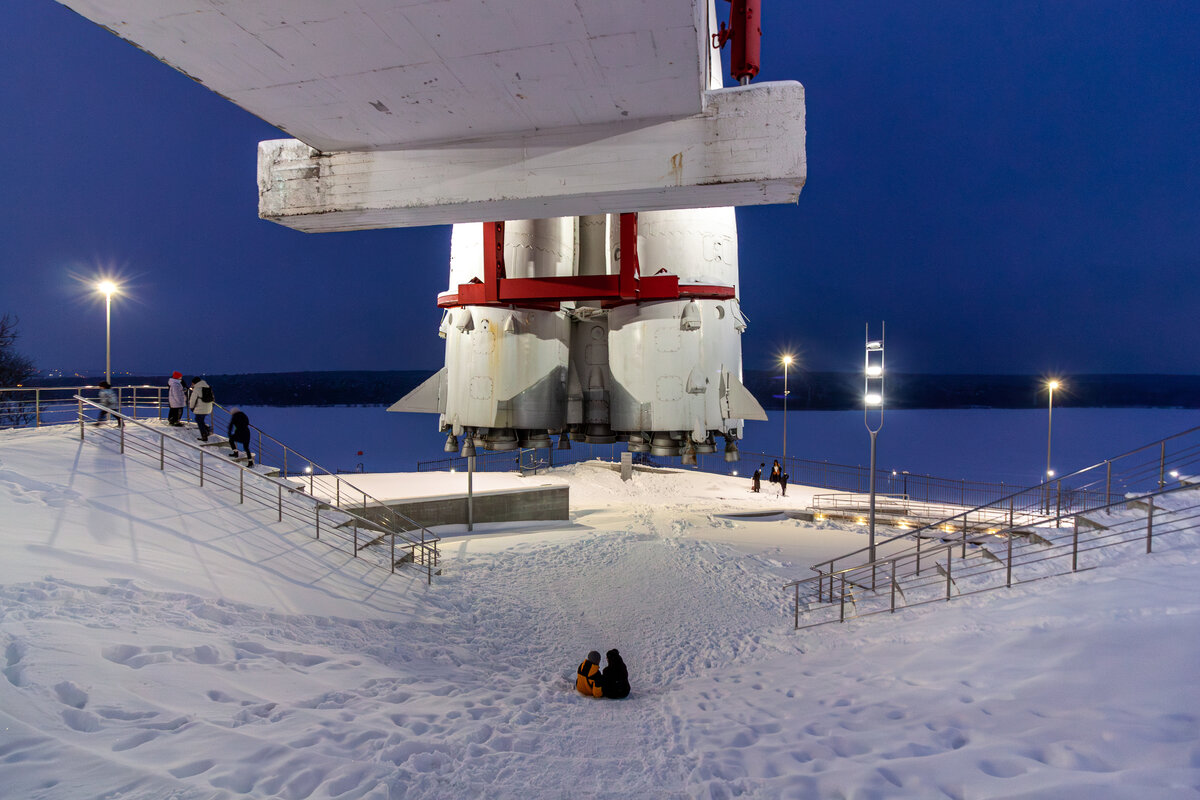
[105,291,112,385]
[283,449,288,479]
[336,478,341,508]
[239,469,244,504]
[35,389,41,427]
[1146,496,1155,553]
[315,506,320,539]
[960,519,967,559]
[945,549,952,600]
[915,535,922,576]
[120,421,125,454]
[78,397,84,440]
[1105,461,1112,510]
[468,453,476,532]
[200,452,204,487]
[132,387,137,420]
[159,435,164,470]
[794,584,799,629]
[839,575,846,622]
[868,429,878,577]
[1006,527,1013,588]
[277,485,282,522]
[353,520,358,556]
[1071,517,1079,571]
[1158,442,1166,490]
[391,533,396,574]
[1055,480,1062,528]
[889,559,897,612]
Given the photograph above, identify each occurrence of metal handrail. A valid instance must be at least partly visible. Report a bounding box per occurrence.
[803,423,1200,582]
[786,480,1200,629]
[203,401,441,561]
[73,395,438,582]
[1,384,167,428]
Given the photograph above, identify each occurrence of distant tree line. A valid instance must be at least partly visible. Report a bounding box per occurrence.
[20,369,1200,410]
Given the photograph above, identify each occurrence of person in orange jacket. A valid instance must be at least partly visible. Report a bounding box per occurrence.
[576,650,603,697]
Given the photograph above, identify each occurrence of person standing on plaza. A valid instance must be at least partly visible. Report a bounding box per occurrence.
[167,371,186,427]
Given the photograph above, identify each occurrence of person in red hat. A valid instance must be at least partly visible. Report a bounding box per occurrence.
[167,371,186,427]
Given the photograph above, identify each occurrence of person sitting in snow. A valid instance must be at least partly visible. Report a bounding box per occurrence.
[601,649,630,699]
[752,464,763,493]
[576,651,603,697]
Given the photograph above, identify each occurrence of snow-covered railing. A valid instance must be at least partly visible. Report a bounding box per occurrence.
[73,396,439,582]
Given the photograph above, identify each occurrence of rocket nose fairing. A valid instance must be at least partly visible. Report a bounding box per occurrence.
[392,209,765,461]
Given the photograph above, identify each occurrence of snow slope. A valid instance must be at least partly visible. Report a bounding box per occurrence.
[1,424,1198,799]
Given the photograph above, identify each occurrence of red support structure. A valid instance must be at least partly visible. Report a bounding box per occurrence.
[435,214,735,310]
[618,212,639,300]
[481,221,505,304]
[713,0,762,85]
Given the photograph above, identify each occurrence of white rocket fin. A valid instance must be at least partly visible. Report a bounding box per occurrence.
[721,370,767,421]
[388,368,447,414]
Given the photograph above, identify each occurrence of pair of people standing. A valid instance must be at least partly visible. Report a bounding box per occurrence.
[575,649,630,699]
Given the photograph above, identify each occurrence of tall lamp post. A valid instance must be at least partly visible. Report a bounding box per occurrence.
[97,280,118,384]
[1045,379,1060,480]
[1044,379,1061,514]
[864,323,885,574]
[781,354,793,461]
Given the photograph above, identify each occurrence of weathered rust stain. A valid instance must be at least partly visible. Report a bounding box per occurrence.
[669,152,684,186]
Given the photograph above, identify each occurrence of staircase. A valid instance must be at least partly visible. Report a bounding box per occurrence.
[787,424,1200,629]
[73,396,440,582]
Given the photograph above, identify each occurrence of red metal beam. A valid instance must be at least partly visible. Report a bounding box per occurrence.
[481,221,505,304]
[618,212,639,300]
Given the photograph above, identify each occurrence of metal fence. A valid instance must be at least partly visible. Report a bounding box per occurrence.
[787,423,1200,628]
[1,385,168,429]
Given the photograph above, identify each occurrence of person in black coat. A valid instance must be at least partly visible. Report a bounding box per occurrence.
[601,649,630,699]
[752,464,763,493]
[227,408,253,466]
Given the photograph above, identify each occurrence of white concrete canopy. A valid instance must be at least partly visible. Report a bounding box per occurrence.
[56,0,806,227]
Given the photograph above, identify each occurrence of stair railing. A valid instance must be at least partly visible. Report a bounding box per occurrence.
[805,423,1200,589]
[201,402,440,568]
[787,480,1200,629]
[787,424,1200,629]
[74,396,439,582]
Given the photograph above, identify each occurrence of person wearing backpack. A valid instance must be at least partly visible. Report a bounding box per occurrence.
[190,377,215,441]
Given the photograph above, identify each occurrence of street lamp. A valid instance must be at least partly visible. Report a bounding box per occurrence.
[781,354,794,460]
[1045,379,1061,480]
[864,322,885,571]
[96,280,118,384]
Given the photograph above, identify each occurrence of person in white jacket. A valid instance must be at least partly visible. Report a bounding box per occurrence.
[189,377,214,441]
[167,371,186,427]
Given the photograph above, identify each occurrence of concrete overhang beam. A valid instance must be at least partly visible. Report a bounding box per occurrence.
[258,82,805,232]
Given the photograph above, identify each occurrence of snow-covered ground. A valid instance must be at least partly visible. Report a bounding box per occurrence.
[1,423,1199,799]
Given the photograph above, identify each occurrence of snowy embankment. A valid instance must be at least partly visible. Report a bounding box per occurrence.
[1,424,1198,799]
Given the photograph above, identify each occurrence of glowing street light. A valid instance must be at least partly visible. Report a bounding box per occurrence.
[864,322,885,571]
[781,354,794,460]
[96,280,119,384]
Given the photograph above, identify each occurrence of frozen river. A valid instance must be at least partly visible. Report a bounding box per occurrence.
[240,405,1198,484]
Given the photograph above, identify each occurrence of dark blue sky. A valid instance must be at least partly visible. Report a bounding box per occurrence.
[2,1,1197,377]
